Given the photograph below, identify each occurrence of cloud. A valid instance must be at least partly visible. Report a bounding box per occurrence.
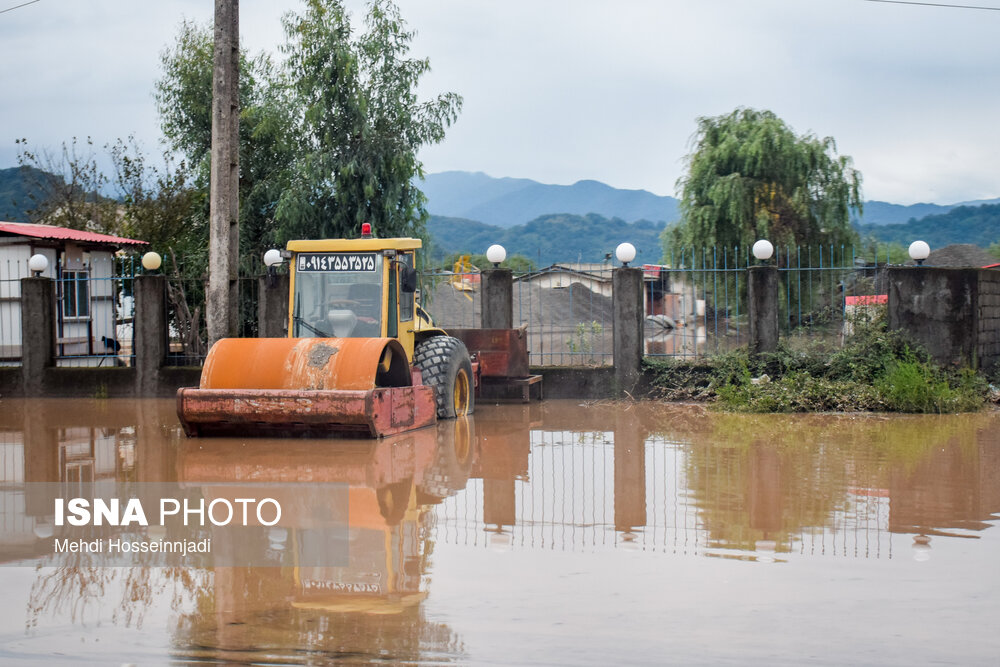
[2,0,999,205]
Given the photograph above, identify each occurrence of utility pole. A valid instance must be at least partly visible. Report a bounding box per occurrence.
[207,0,239,346]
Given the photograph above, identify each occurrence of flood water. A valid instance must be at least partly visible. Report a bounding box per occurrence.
[1,398,999,665]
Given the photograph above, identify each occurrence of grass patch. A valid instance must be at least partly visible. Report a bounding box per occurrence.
[644,316,990,413]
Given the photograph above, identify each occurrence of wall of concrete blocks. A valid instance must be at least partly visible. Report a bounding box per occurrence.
[976,270,1000,373]
[887,267,1000,374]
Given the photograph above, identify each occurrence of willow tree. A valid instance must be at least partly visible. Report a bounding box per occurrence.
[665,108,862,260]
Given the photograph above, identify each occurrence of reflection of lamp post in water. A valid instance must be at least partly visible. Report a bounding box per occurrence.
[912,534,932,562]
[614,413,646,546]
[749,442,783,561]
[484,478,516,550]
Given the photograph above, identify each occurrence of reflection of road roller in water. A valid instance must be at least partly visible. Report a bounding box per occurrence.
[179,418,475,614]
[177,228,474,438]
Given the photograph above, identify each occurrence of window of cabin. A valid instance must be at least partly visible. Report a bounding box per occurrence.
[62,271,90,318]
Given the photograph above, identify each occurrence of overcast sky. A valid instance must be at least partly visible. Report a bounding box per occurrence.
[2,0,999,205]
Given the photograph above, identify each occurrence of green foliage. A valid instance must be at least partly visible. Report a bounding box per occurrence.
[875,358,986,414]
[667,108,862,259]
[566,321,603,358]
[856,204,1000,249]
[154,1,460,256]
[155,19,297,261]
[109,136,206,264]
[855,238,910,265]
[275,0,462,243]
[439,252,535,273]
[647,316,988,413]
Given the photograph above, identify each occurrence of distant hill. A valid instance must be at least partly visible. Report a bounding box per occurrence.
[424,170,1000,229]
[0,165,60,222]
[427,213,665,267]
[856,204,1000,248]
[422,171,681,228]
[851,200,954,226]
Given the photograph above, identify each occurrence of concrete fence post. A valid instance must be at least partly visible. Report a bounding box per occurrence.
[134,274,167,396]
[613,266,643,395]
[20,277,55,396]
[258,273,290,338]
[748,265,779,355]
[481,268,513,330]
[887,267,981,369]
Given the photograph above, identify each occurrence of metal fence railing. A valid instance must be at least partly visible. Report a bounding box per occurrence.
[164,274,261,367]
[0,245,902,370]
[514,266,614,367]
[422,266,615,367]
[644,245,894,359]
[645,248,750,359]
[777,245,889,346]
[53,256,135,368]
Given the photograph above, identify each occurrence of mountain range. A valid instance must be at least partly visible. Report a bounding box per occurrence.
[422,170,1000,228]
[421,171,680,228]
[2,166,997,265]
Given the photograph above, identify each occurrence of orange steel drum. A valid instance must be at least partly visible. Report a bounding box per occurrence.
[177,338,436,438]
[199,338,412,391]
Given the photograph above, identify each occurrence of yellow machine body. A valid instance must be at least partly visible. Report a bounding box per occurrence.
[286,237,442,362]
[176,235,451,439]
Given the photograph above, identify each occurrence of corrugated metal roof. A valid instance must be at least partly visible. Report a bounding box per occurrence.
[0,221,147,246]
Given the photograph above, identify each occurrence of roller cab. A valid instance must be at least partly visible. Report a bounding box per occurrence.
[177,230,473,439]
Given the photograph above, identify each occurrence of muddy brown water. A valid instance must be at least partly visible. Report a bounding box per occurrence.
[0,398,998,665]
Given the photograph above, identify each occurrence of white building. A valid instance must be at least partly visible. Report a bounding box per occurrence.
[0,222,147,365]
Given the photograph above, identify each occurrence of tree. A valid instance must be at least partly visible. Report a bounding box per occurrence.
[155,20,297,266]
[15,137,120,233]
[156,1,461,252]
[275,0,462,243]
[109,137,209,356]
[666,108,862,260]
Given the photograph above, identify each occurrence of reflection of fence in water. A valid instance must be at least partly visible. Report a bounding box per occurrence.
[432,430,893,559]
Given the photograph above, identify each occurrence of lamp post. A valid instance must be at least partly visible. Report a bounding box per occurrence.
[748,240,778,355]
[264,248,283,288]
[482,244,512,329]
[908,240,930,266]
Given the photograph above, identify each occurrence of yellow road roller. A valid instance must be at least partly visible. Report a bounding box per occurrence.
[177,227,474,438]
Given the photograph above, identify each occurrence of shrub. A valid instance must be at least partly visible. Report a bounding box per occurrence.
[649,317,988,414]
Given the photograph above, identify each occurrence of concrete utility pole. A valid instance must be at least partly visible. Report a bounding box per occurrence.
[207,0,240,346]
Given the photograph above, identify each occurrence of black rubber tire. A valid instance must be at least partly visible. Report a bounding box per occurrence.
[418,417,476,503]
[413,336,475,418]
[376,478,413,526]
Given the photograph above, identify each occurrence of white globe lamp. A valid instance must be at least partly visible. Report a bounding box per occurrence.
[263,248,283,267]
[908,240,930,266]
[28,253,48,276]
[615,242,637,267]
[752,239,774,262]
[486,244,507,267]
[142,251,162,271]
